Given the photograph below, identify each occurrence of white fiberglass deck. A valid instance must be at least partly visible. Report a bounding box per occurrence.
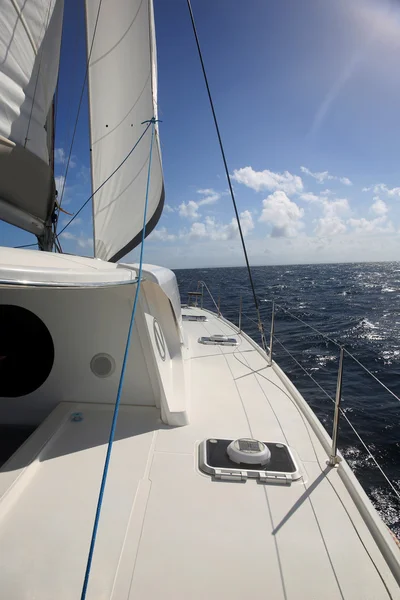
[0,307,399,599]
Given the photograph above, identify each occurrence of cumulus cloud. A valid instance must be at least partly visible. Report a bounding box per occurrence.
[187,211,254,241]
[148,226,176,242]
[196,189,221,205]
[348,216,393,234]
[300,166,352,186]
[178,189,222,219]
[61,217,82,228]
[55,175,66,194]
[232,166,303,195]
[299,192,321,203]
[259,190,304,237]
[370,197,388,216]
[363,183,400,197]
[315,216,346,237]
[179,200,200,219]
[60,230,92,249]
[54,147,76,168]
[164,204,175,213]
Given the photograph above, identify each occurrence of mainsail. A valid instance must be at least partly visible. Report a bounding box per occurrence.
[85,0,164,262]
[0,0,64,240]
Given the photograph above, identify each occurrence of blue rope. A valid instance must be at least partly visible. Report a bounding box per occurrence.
[80,118,158,600]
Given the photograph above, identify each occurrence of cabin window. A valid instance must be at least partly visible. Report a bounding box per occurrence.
[0,305,54,397]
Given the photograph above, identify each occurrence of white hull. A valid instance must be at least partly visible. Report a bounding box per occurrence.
[0,249,399,598]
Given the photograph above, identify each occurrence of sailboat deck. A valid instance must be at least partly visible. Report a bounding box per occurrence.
[0,307,399,599]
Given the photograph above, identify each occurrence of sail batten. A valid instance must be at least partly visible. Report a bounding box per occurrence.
[85,0,164,262]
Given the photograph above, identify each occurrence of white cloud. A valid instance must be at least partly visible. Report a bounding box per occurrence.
[299,192,321,203]
[61,217,82,228]
[301,166,352,186]
[196,189,221,205]
[178,189,223,219]
[55,175,66,194]
[259,190,304,237]
[188,222,207,239]
[348,216,393,234]
[232,166,303,195]
[315,216,346,237]
[300,193,350,217]
[300,166,333,183]
[187,211,254,242]
[60,231,75,240]
[77,237,92,248]
[148,226,176,242]
[54,148,66,164]
[323,198,349,217]
[363,183,400,197]
[164,204,175,213]
[370,197,388,216]
[60,230,92,248]
[179,200,200,219]
[54,147,76,168]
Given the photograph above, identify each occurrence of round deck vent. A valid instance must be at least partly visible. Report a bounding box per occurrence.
[90,353,115,378]
[227,438,271,465]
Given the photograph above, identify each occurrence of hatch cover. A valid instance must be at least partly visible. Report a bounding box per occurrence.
[199,438,301,483]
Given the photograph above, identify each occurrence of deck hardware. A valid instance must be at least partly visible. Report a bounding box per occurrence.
[329,346,344,466]
[187,291,202,307]
[198,335,238,346]
[268,301,275,365]
[71,412,83,422]
[199,439,301,482]
[182,314,208,322]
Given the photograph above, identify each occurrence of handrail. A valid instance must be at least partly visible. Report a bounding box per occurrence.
[0,277,140,289]
[198,280,220,314]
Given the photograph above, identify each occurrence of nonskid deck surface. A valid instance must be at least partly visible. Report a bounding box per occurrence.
[0,307,398,599]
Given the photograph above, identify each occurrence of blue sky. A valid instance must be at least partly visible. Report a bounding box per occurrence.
[4,0,400,267]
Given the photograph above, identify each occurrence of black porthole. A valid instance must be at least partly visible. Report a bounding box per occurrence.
[0,305,54,397]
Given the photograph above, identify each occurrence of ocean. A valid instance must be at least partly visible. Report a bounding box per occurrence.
[174,262,400,537]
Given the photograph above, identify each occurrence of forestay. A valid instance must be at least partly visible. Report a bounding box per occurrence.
[0,0,64,237]
[86,0,164,263]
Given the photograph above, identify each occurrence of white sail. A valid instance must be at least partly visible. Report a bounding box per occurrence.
[86,0,164,262]
[0,0,64,237]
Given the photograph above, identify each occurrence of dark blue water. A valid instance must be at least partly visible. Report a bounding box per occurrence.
[175,263,400,537]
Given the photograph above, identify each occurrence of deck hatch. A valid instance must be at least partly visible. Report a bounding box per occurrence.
[182,314,208,322]
[199,438,301,483]
[198,335,238,346]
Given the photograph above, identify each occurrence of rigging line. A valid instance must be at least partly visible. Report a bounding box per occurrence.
[186,0,267,353]
[273,302,341,348]
[344,348,400,405]
[272,334,400,500]
[13,243,38,249]
[57,122,152,237]
[80,118,158,600]
[55,0,104,225]
[24,0,53,148]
